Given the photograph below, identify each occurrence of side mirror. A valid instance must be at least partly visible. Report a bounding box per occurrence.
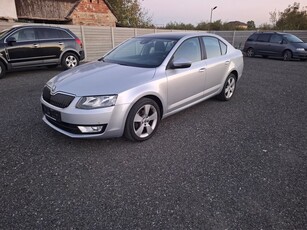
[7,37,16,45]
[169,58,192,69]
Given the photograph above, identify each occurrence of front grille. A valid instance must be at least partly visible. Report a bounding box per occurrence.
[43,86,75,108]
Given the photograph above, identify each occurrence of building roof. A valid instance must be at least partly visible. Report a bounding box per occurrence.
[15,0,117,23]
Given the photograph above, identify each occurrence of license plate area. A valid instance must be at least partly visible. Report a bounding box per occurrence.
[42,104,61,121]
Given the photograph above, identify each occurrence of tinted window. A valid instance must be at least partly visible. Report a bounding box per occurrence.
[270,34,283,44]
[173,37,201,63]
[37,28,72,39]
[203,37,222,59]
[257,34,270,42]
[58,30,73,39]
[9,28,36,42]
[247,33,258,41]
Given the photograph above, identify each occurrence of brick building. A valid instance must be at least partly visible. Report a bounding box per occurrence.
[15,0,117,26]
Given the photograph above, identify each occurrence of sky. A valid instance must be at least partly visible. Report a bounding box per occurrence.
[141,0,307,27]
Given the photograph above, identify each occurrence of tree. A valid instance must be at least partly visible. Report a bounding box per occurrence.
[247,21,256,30]
[165,22,195,30]
[106,0,152,27]
[275,2,307,30]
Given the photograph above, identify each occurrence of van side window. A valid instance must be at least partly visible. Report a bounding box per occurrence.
[270,34,283,44]
[257,34,270,42]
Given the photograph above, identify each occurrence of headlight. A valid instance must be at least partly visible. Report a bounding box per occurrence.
[76,95,117,109]
[296,48,305,52]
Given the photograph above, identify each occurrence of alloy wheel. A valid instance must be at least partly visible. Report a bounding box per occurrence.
[133,104,158,139]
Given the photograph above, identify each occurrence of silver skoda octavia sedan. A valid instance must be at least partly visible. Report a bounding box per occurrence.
[41,32,244,141]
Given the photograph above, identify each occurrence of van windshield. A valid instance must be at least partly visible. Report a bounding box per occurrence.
[284,34,303,43]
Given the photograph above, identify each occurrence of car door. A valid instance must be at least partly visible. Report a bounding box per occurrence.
[165,37,206,113]
[5,28,42,67]
[255,34,272,55]
[36,28,65,63]
[201,36,230,96]
[268,34,284,56]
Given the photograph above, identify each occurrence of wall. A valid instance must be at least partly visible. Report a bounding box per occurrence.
[71,0,117,26]
[1,22,307,62]
[0,0,17,20]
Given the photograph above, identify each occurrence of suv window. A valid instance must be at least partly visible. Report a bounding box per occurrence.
[9,28,37,42]
[270,34,283,44]
[203,37,224,59]
[37,28,72,40]
[257,34,271,42]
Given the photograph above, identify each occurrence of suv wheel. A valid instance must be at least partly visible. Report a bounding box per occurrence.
[62,52,79,69]
[0,62,6,79]
[246,48,255,57]
[283,50,292,61]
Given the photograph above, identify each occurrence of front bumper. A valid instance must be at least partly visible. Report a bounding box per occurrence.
[41,97,129,139]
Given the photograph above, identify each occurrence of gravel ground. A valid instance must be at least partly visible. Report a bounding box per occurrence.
[0,57,306,229]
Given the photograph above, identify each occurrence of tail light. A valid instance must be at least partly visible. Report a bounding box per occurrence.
[75,38,83,48]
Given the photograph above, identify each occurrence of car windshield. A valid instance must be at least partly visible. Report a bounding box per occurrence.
[103,37,178,68]
[284,34,303,43]
[0,29,9,39]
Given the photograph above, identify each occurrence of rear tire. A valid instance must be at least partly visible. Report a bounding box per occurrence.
[246,48,255,57]
[0,62,6,79]
[61,52,79,70]
[217,73,237,101]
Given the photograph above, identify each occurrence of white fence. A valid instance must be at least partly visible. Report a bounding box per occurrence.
[1,22,307,61]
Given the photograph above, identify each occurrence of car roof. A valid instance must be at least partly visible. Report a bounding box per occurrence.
[137,32,213,40]
[9,24,69,30]
[253,31,289,35]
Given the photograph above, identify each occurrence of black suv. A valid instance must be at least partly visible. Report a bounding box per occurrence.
[0,25,85,78]
[243,32,307,61]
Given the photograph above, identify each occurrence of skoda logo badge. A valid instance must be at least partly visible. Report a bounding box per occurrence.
[51,85,56,95]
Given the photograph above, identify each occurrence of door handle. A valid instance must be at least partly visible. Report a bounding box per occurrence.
[199,67,206,72]
[33,44,39,48]
[225,61,230,65]
[58,42,64,45]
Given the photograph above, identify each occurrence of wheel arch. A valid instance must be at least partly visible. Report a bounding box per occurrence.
[60,49,80,61]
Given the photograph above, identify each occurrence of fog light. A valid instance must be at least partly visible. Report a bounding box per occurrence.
[78,125,104,133]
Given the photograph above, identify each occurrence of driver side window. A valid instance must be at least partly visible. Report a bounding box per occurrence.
[9,28,36,42]
[173,37,201,63]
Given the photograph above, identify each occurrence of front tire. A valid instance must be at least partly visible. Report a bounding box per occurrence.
[124,98,161,142]
[62,52,79,70]
[283,50,292,61]
[217,73,237,101]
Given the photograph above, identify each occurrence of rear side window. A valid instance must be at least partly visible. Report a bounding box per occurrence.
[202,37,225,59]
[257,34,271,42]
[37,28,72,40]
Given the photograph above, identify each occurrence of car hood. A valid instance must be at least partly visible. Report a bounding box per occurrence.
[48,61,156,96]
[292,42,307,49]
